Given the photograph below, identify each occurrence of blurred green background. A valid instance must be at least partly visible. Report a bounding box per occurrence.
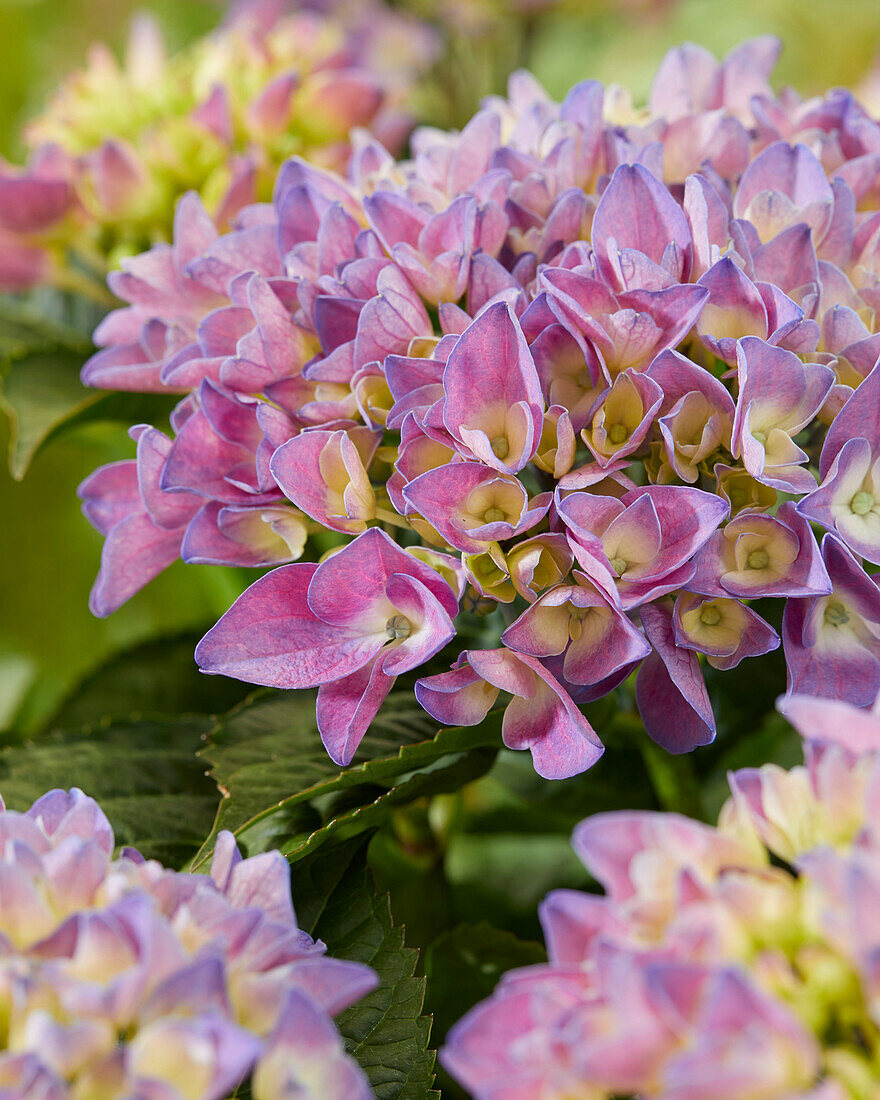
[2,0,880,735]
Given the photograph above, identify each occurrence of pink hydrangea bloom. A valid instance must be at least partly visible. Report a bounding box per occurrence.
[79,36,880,777]
[443,694,880,1098]
[0,787,375,1099]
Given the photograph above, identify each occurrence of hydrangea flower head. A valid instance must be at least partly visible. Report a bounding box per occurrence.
[79,35,880,779]
[0,787,376,1099]
[443,694,880,1098]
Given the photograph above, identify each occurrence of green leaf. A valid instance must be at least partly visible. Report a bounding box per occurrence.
[428,720,661,939]
[0,349,177,479]
[192,689,501,868]
[0,716,219,867]
[0,294,93,361]
[292,839,439,1099]
[46,631,255,731]
[1,348,98,477]
[0,292,181,478]
[445,830,592,940]
[424,921,545,1044]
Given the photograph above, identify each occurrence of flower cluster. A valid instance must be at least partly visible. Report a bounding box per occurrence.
[443,693,880,1098]
[80,36,880,779]
[0,0,436,292]
[0,788,376,1100]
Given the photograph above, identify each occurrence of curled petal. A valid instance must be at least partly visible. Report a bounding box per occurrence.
[636,601,715,752]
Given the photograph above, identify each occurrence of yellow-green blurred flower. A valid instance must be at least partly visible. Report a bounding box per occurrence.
[0,3,437,294]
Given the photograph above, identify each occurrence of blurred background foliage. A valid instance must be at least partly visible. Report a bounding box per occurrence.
[4,0,880,155]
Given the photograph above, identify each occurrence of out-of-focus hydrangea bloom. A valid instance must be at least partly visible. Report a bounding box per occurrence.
[0,787,376,1099]
[0,0,437,291]
[443,694,880,1099]
[79,36,880,779]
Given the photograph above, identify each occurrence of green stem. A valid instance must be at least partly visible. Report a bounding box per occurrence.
[374,508,412,531]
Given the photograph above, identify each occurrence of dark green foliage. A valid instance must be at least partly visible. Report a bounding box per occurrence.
[192,689,501,867]
[292,840,439,1099]
[0,716,218,866]
[47,632,254,729]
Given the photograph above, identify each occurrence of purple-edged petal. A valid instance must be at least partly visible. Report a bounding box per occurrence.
[583,370,663,467]
[415,664,499,727]
[636,601,715,752]
[77,461,141,535]
[819,360,880,479]
[89,512,183,617]
[695,256,768,360]
[777,693,880,752]
[690,502,830,599]
[270,429,375,534]
[591,163,692,287]
[734,141,833,239]
[783,535,880,706]
[254,989,373,1100]
[732,336,834,490]
[225,845,295,924]
[471,649,605,780]
[442,301,543,473]
[798,437,880,565]
[128,1013,261,1100]
[196,563,385,688]
[352,263,431,368]
[380,573,456,676]
[403,463,548,554]
[136,426,200,530]
[673,591,779,670]
[317,657,396,766]
[502,582,651,686]
[308,527,459,624]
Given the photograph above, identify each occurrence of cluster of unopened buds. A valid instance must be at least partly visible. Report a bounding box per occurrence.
[0,0,436,291]
[0,787,375,1100]
[442,693,880,1098]
[79,35,880,778]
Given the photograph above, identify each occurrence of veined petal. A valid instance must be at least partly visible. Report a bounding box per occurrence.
[316,657,396,766]
[196,563,385,688]
[381,573,456,675]
[636,601,715,752]
[415,664,499,726]
[308,527,459,624]
[442,302,543,473]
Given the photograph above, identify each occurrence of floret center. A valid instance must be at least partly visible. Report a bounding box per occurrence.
[608,424,629,445]
[385,615,411,641]
[851,490,874,516]
[747,549,770,570]
[575,368,592,390]
[490,436,509,459]
[824,601,850,627]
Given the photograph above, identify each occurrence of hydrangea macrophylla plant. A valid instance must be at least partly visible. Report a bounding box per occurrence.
[0,786,376,1100]
[79,35,880,779]
[0,1,436,293]
[443,694,880,1099]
